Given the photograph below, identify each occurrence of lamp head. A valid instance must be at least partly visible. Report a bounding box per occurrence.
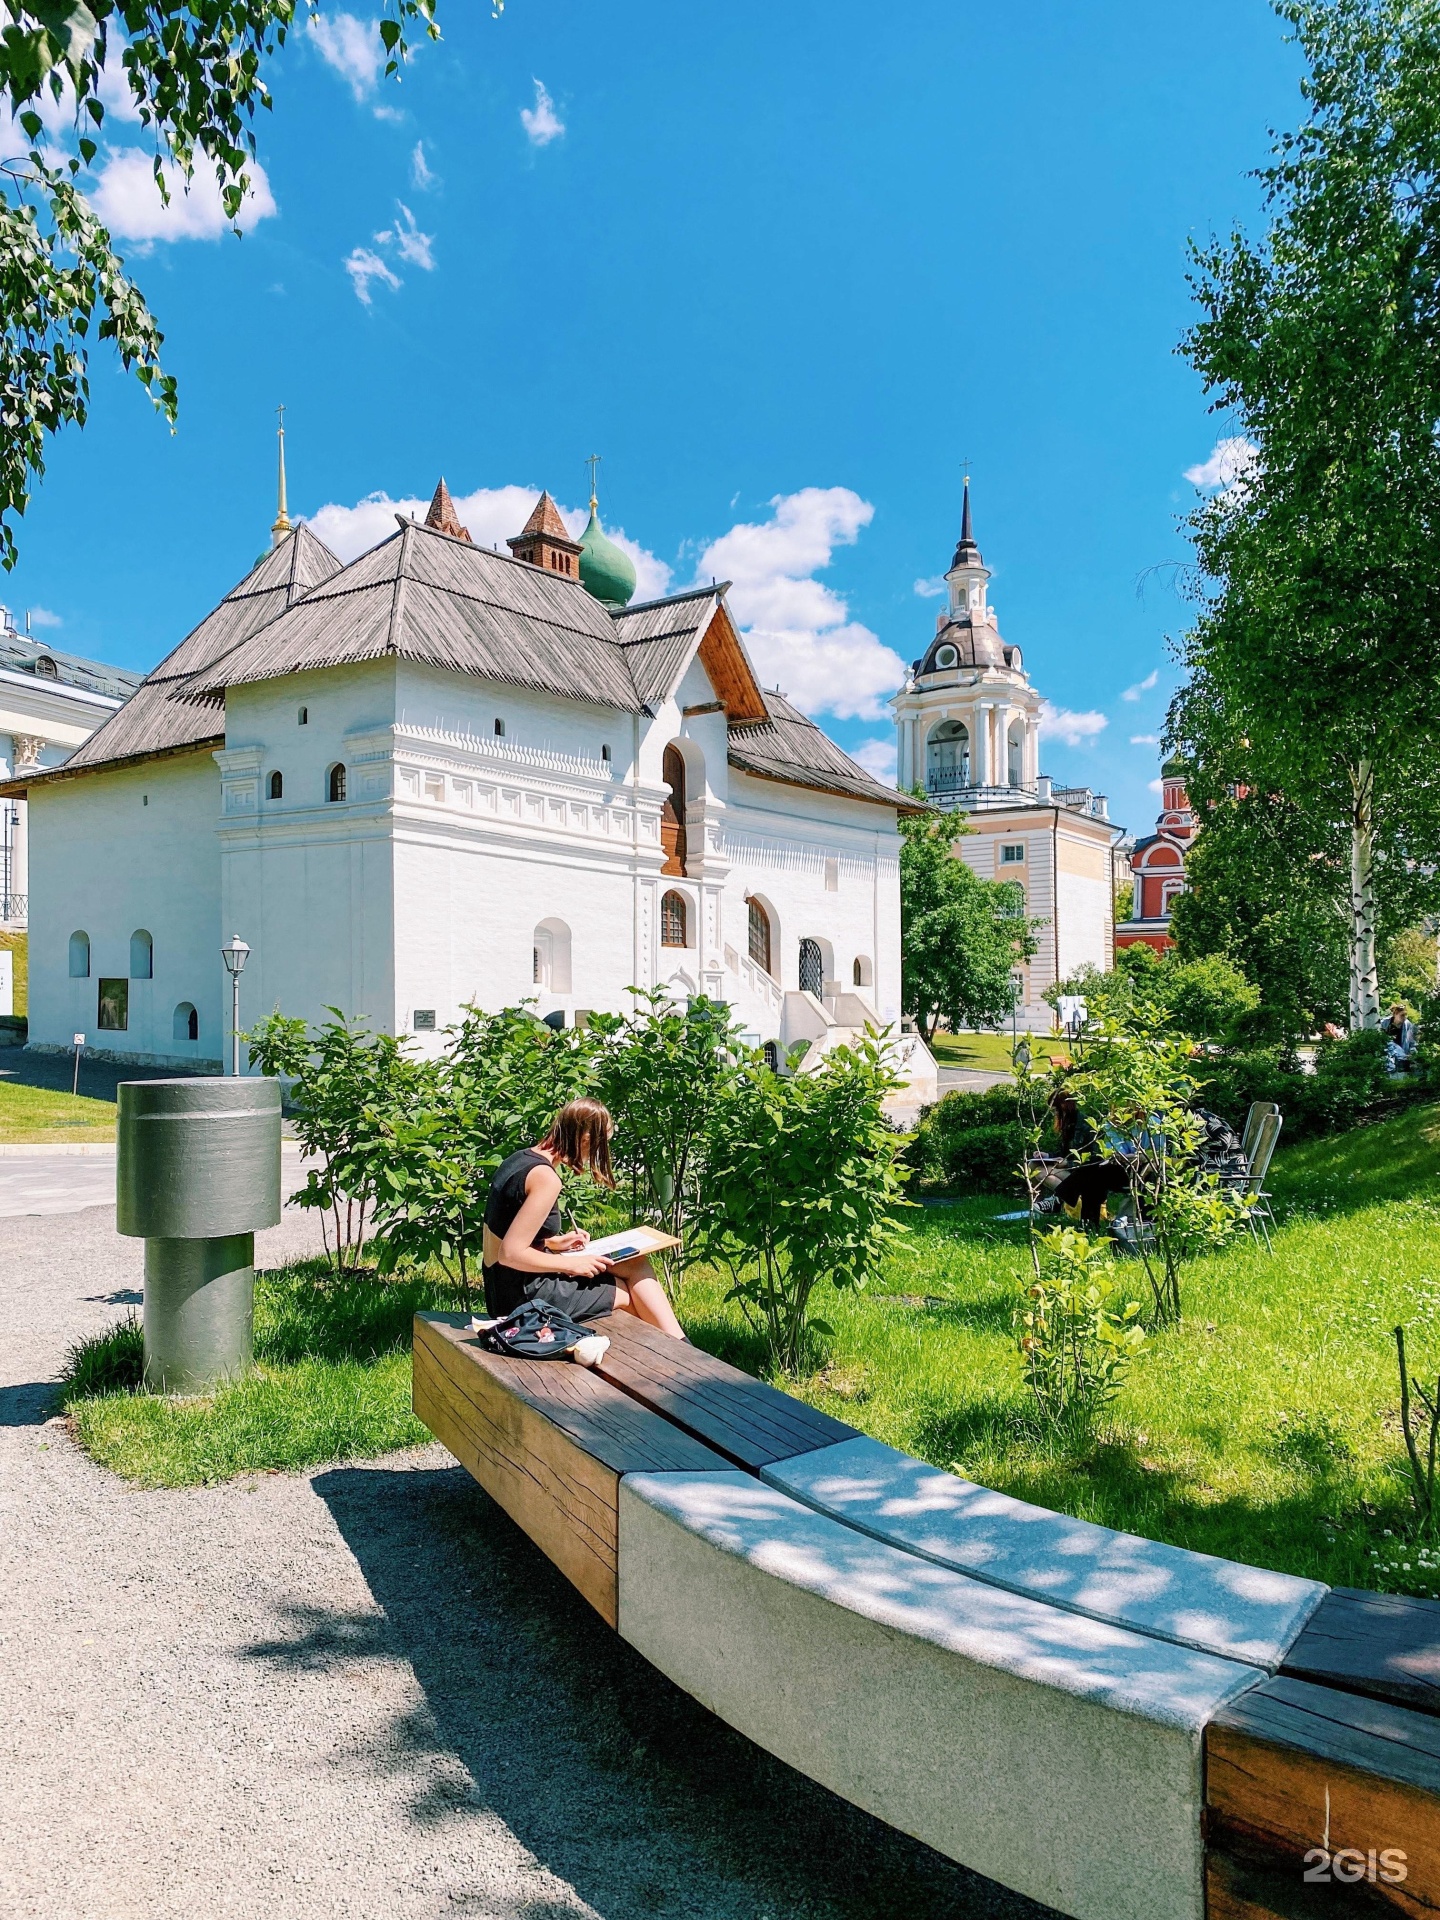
[221,934,251,977]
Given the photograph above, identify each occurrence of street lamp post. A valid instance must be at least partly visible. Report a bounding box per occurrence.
[220,935,250,1076]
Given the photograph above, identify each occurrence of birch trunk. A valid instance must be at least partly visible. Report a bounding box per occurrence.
[1348,758,1381,1031]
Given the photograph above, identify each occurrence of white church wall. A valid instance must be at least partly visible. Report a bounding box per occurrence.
[1055,829,1114,983]
[220,665,400,1039]
[721,771,903,1031]
[27,751,223,1066]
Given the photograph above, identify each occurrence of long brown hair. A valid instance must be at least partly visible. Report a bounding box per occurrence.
[540,1098,616,1187]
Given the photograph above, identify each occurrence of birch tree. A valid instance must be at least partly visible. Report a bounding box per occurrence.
[1171,0,1440,1029]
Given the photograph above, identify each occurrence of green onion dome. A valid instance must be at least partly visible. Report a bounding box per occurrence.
[578,502,638,607]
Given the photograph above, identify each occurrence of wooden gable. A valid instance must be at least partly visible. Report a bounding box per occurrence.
[695,601,768,724]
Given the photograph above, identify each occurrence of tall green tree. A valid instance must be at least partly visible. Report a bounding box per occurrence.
[1171,0,1440,1029]
[0,0,437,567]
[899,805,1037,1041]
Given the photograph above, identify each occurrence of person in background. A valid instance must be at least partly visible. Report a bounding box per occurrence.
[481,1098,686,1338]
[1383,1004,1418,1073]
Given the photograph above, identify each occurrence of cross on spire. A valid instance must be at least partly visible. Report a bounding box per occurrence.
[585,452,602,510]
[271,404,292,548]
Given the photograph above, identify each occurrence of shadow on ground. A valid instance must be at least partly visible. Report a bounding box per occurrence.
[299,1461,1057,1920]
[0,1048,177,1102]
[0,1380,56,1425]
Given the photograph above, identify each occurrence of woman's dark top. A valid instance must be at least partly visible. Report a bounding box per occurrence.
[481,1147,617,1322]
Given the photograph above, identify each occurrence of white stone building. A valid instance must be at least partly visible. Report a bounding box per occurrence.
[11,481,931,1104]
[0,607,140,926]
[892,485,1124,1025]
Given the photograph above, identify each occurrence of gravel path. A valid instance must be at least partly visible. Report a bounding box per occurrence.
[0,1199,1052,1920]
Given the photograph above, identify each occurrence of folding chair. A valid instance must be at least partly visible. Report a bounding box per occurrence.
[1229,1110,1283,1252]
[1239,1101,1280,1168]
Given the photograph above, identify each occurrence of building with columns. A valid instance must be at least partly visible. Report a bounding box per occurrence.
[892,484,1124,1025]
[8,463,935,1112]
[0,608,140,927]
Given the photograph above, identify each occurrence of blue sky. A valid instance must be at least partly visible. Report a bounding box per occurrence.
[5,0,1299,838]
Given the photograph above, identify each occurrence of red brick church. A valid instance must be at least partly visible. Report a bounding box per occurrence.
[1114,758,1196,953]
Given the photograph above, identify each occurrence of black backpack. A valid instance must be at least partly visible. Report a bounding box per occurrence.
[472,1300,594,1360]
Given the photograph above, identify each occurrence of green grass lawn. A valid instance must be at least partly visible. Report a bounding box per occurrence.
[64,1262,465,1486]
[63,1100,1440,1598]
[0,1078,116,1142]
[928,1029,1072,1074]
[682,1100,1440,1595]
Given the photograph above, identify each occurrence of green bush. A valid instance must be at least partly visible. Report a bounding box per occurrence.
[1016,1227,1146,1433]
[58,1313,144,1402]
[1198,1030,1425,1143]
[908,1085,1029,1195]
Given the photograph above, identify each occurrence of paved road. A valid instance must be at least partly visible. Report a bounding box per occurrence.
[0,1198,1051,1920]
[936,1067,1010,1094]
[0,1144,311,1218]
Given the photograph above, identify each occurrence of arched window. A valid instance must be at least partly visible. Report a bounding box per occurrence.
[747,897,771,975]
[532,917,572,993]
[762,1041,780,1071]
[173,1002,198,1043]
[129,930,153,979]
[660,890,688,948]
[68,930,90,978]
[926,719,970,794]
[799,938,824,997]
[328,763,346,803]
[268,770,283,799]
[297,706,308,725]
[853,955,873,988]
[661,744,687,877]
[35,656,57,679]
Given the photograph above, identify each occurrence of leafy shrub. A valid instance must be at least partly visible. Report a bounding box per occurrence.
[1048,948,1259,1045]
[58,1313,144,1403]
[1015,1228,1146,1432]
[1198,1030,1424,1143]
[695,1033,912,1372]
[908,1085,1029,1194]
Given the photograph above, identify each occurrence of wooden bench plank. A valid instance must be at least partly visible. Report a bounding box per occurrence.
[590,1311,859,1468]
[413,1313,727,1626]
[1282,1587,1440,1720]
[1205,1674,1440,1917]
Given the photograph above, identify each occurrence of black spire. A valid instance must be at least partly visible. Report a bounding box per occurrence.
[950,476,982,571]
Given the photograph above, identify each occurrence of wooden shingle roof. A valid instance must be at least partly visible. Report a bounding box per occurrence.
[13,515,906,815]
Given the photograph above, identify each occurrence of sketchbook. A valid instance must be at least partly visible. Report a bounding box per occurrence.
[584,1224,682,1263]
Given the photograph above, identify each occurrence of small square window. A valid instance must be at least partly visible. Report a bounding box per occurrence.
[494,717,505,737]
[1000,843,1026,864]
[413,1009,437,1032]
[601,743,612,763]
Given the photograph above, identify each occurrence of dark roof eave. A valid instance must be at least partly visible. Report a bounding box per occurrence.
[1,734,225,796]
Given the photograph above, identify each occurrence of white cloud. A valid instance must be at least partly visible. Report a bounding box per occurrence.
[1038,700,1108,747]
[694,488,901,721]
[27,606,61,628]
[1184,435,1259,493]
[852,737,898,785]
[1130,733,1159,746]
[521,78,565,146]
[374,202,434,270]
[372,103,404,124]
[86,151,276,242]
[411,141,436,189]
[308,12,383,99]
[1122,667,1158,701]
[302,484,672,602]
[1149,777,1165,795]
[344,247,401,305]
[913,576,945,599]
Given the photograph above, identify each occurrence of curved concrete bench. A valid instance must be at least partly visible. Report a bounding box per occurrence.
[620,1470,1257,1920]
[413,1311,1440,1920]
[761,1435,1326,1670]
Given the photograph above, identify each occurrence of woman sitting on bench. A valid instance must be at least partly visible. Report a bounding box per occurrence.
[481,1097,686,1339]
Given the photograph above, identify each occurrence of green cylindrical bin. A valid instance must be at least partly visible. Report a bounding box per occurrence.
[143,1234,256,1393]
[117,1077,282,1393]
[117,1077,282,1239]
